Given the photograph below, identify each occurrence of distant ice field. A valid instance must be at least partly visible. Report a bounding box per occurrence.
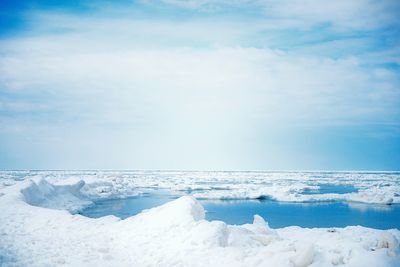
[1,170,399,204]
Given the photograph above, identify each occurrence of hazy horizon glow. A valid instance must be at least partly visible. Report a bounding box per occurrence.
[0,0,399,170]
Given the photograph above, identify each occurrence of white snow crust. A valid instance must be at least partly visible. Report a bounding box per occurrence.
[0,176,399,266]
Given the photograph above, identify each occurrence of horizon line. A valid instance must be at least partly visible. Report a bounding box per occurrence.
[1,169,399,173]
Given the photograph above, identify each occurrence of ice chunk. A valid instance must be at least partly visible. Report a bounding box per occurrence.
[20,178,92,213]
[378,232,399,257]
[253,215,273,234]
[291,243,315,267]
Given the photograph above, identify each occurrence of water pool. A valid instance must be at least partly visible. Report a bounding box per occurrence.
[79,193,400,229]
[301,184,358,194]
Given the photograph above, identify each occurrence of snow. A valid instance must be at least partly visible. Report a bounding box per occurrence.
[290,243,314,267]
[20,178,92,213]
[0,176,399,266]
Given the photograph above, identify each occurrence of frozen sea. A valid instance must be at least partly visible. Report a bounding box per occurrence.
[1,170,399,204]
[2,170,400,228]
[1,170,400,266]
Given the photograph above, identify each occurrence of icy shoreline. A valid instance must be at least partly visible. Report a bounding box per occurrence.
[0,177,399,266]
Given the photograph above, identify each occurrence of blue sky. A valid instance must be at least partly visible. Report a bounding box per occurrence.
[0,0,399,170]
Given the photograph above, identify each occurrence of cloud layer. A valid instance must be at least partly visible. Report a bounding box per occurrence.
[0,0,399,169]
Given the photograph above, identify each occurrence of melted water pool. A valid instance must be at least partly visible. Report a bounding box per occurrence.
[79,193,400,229]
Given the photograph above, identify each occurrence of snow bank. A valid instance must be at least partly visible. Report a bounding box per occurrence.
[0,178,399,266]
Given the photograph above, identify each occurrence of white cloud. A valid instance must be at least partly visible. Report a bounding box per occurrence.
[148,0,400,30]
[1,38,398,128]
[0,3,399,169]
[264,0,399,30]
[1,7,398,131]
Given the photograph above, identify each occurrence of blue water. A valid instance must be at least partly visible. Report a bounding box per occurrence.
[79,193,400,230]
[301,184,358,195]
[79,192,176,219]
[203,200,400,229]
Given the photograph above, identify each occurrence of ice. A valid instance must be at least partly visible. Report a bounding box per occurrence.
[1,170,399,204]
[291,243,314,267]
[0,177,399,266]
[20,178,92,213]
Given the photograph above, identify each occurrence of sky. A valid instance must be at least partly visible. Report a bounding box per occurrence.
[0,0,399,170]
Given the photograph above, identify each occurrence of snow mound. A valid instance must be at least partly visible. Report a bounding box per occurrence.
[0,178,399,266]
[136,195,205,223]
[20,178,92,213]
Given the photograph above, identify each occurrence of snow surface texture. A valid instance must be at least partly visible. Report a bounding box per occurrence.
[1,170,399,204]
[0,176,400,266]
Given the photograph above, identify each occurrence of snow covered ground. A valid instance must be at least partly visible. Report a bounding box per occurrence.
[0,171,399,266]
